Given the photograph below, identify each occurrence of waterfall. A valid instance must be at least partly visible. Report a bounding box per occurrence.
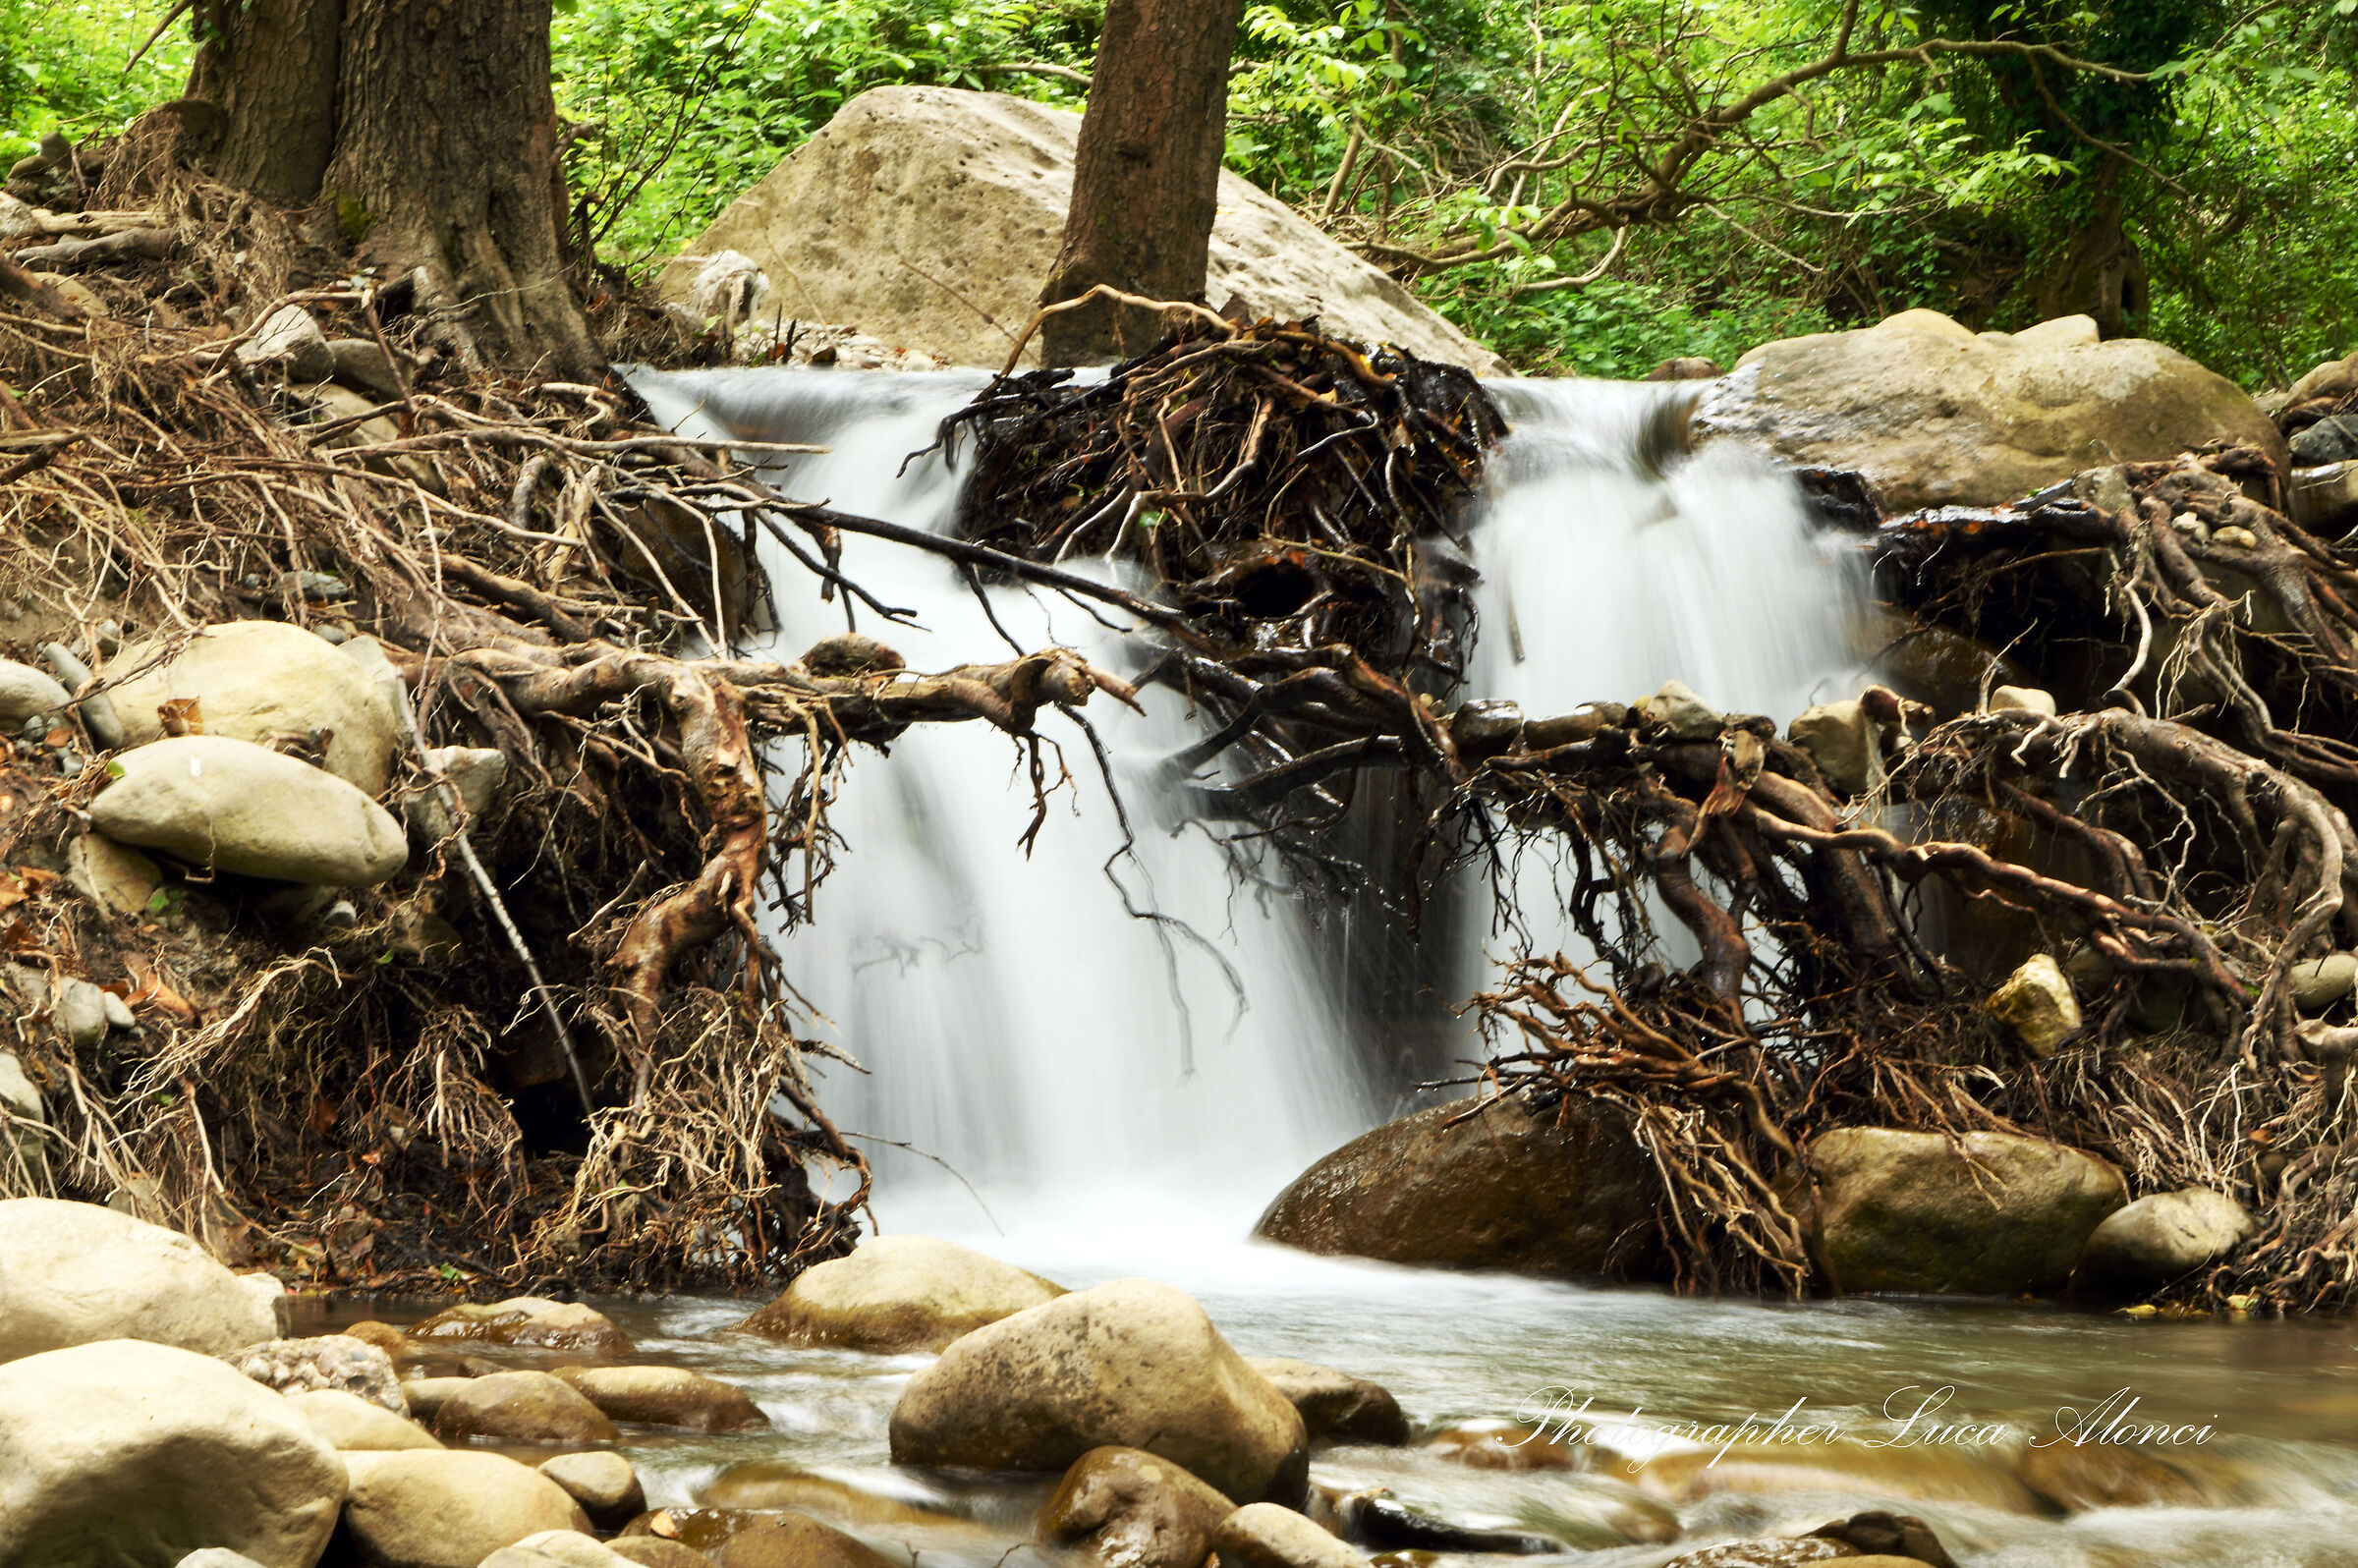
[623,366,1860,1232]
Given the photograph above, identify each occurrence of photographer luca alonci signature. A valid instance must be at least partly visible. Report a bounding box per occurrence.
[1509,1384,2218,1471]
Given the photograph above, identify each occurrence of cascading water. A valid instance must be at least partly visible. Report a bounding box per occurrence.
[624,366,1375,1229]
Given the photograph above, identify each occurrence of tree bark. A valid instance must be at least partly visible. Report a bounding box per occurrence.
[1039,0,1246,366]
[187,0,599,379]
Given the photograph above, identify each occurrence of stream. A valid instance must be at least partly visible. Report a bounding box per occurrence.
[463,363,2358,1567]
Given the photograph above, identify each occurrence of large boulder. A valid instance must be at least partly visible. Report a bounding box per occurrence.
[0,1196,279,1362]
[88,736,408,885]
[655,86,1505,375]
[102,621,402,792]
[553,1365,769,1431]
[1037,1446,1236,1568]
[339,1450,590,1568]
[0,1338,347,1568]
[1695,311,2287,511]
[888,1277,1308,1504]
[2075,1188,2254,1297]
[736,1232,1066,1353]
[1254,1095,1664,1280]
[1808,1128,2126,1296]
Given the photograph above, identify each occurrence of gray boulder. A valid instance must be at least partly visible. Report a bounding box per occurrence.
[1808,1128,2126,1296]
[655,86,1506,375]
[889,1277,1308,1505]
[0,1050,44,1187]
[0,1338,346,1567]
[2076,1188,2254,1297]
[1696,310,2287,511]
[0,657,71,724]
[88,735,408,885]
[0,1197,280,1362]
[104,620,403,792]
[737,1231,1065,1353]
[1255,1095,1663,1281]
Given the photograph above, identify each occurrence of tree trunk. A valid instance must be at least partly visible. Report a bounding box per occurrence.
[2032,159,2149,339]
[1039,0,1245,366]
[187,0,599,379]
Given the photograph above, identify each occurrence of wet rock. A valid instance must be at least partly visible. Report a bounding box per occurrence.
[1695,313,2287,512]
[541,1450,646,1530]
[65,831,161,918]
[1038,1445,1236,1568]
[606,1542,714,1568]
[1638,680,1721,740]
[399,1375,474,1424]
[90,736,409,885]
[1212,1502,1370,1568]
[2291,953,2358,1011]
[238,304,337,383]
[0,1338,346,1567]
[412,1297,635,1355]
[104,620,403,792]
[0,657,71,724]
[1256,1095,1663,1281]
[1989,685,2057,717]
[889,1277,1309,1504]
[554,1365,769,1431]
[1422,1421,1579,1471]
[1788,698,1880,795]
[2013,1441,2208,1510]
[229,1333,405,1409]
[1658,1541,1853,1568]
[1985,954,2083,1056]
[1246,1359,1408,1445]
[1808,1127,2126,1296]
[1448,700,1524,758]
[2076,1188,2254,1296]
[1328,1490,1559,1554]
[481,1532,642,1568]
[2292,416,2358,466]
[284,1387,442,1450]
[701,1464,972,1530]
[434,1370,619,1445]
[712,1514,899,1568]
[344,1318,411,1356]
[737,1231,1064,1353]
[1806,1509,1957,1566]
[658,86,1505,376]
[341,1449,591,1568]
[0,1197,280,1361]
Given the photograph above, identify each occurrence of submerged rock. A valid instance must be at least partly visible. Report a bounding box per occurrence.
[341,1450,590,1566]
[89,736,408,885]
[706,1512,899,1568]
[2013,1441,2209,1510]
[104,620,403,792]
[1255,1095,1664,1281]
[2075,1188,2254,1297]
[1808,1127,2125,1296]
[433,1370,619,1445]
[606,1541,714,1568]
[555,1364,769,1431]
[0,1338,347,1568]
[889,1277,1308,1504]
[1696,311,2286,512]
[1985,954,2083,1056]
[0,1197,280,1362]
[736,1231,1065,1353]
[1212,1502,1371,1568]
[1037,1445,1236,1568]
[656,86,1505,375]
[1246,1358,1409,1445]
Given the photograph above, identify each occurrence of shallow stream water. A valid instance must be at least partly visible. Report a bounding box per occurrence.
[515,364,2358,1566]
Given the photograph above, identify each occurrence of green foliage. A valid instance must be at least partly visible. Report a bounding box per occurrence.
[0,0,189,163]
